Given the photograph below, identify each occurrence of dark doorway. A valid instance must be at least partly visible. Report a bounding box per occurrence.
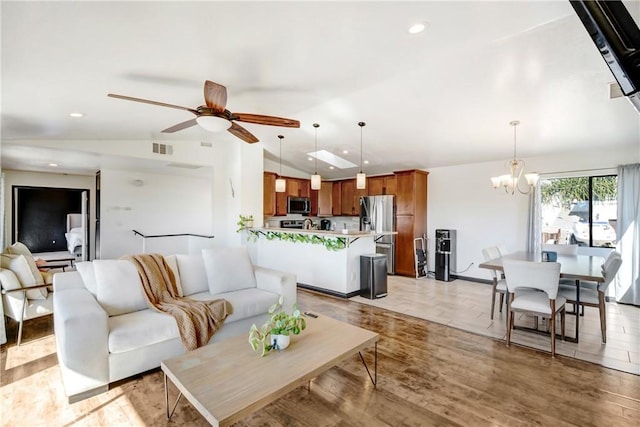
[12,186,88,253]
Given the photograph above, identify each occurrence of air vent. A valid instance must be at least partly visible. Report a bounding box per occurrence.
[609,82,623,99]
[200,141,213,148]
[152,143,173,155]
[166,162,202,169]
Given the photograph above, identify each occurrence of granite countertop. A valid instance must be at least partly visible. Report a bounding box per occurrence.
[251,227,397,238]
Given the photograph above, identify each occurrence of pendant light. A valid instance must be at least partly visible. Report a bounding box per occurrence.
[356,121,366,189]
[275,135,286,193]
[490,120,539,195]
[310,123,321,190]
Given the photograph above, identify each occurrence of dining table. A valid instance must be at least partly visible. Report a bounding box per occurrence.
[478,251,605,343]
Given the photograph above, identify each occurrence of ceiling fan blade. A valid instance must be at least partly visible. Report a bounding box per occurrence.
[232,113,300,128]
[228,122,259,143]
[161,118,198,133]
[108,93,198,114]
[204,80,228,113]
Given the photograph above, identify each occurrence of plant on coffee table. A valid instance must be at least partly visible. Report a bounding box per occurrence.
[248,296,306,357]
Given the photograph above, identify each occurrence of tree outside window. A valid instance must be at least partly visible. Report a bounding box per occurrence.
[540,175,617,248]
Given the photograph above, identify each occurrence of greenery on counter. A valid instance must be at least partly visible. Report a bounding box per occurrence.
[247,229,346,251]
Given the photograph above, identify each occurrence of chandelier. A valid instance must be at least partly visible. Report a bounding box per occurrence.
[491,120,539,195]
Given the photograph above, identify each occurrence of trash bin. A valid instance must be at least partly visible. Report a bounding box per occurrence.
[360,254,388,299]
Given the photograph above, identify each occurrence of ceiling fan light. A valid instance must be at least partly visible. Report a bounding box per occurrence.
[275,177,286,193]
[196,115,230,132]
[356,172,367,189]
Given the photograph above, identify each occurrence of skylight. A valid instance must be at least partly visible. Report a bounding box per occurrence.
[307,150,357,169]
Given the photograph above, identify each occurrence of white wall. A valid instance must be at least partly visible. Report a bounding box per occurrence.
[99,168,215,258]
[427,146,639,282]
[1,170,96,257]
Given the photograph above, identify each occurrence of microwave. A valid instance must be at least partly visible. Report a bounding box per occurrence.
[287,196,311,215]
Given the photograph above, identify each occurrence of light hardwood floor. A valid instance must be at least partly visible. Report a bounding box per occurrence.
[1,288,639,426]
[352,276,640,375]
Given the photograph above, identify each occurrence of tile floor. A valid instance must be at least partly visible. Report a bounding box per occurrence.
[350,275,640,375]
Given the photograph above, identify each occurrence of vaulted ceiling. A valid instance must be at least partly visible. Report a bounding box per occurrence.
[2,1,639,178]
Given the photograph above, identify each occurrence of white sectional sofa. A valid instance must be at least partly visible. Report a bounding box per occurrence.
[53,247,297,403]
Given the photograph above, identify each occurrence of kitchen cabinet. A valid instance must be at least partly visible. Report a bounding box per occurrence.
[275,177,301,216]
[331,181,342,216]
[393,170,429,277]
[263,172,276,216]
[340,179,367,216]
[395,215,417,277]
[317,182,333,216]
[367,175,396,196]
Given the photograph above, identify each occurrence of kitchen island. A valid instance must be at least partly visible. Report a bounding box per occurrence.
[245,228,394,298]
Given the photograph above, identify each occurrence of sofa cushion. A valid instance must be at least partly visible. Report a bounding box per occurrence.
[0,253,47,300]
[164,255,183,297]
[94,260,148,316]
[201,247,257,295]
[188,288,278,323]
[175,254,208,296]
[5,241,34,258]
[75,261,97,296]
[108,309,179,354]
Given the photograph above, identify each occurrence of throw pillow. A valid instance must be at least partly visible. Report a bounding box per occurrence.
[175,254,208,296]
[93,260,148,316]
[75,261,97,296]
[6,242,34,258]
[164,255,184,297]
[202,247,257,295]
[0,254,47,300]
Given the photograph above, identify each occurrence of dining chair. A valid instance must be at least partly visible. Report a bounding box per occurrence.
[503,259,565,357]
[558,252,622,343]
[482,246,506,320]
[541,243,578,255]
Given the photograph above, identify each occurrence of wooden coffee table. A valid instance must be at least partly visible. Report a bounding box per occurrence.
[161,314,379,426]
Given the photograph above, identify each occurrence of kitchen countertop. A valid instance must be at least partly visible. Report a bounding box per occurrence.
[250,227,397,238]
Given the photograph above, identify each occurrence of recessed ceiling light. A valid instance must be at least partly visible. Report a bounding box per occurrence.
[364,160,369,164]
[308,150,358,169]
[308,157,313,161]
[329,166,335,170]
[49,163,58,167]
[408,22,427,34]
[342,150,349,154]
[69,112,84,118]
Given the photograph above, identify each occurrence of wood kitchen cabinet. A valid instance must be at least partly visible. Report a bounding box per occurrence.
[274,177,307,216]
[331,181,342,215]
[340,179,367,216]
[317,182,333,216]
[367,175,397,196]
[393,170,429,277]
[263,172,276,216]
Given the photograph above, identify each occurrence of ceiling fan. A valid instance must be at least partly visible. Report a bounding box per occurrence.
[108,80,300,143]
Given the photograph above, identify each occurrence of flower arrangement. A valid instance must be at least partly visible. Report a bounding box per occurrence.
[236,214,255,233]
[248,296,306,357]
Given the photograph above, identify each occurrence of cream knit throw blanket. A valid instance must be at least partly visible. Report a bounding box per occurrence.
[124,254,232,351]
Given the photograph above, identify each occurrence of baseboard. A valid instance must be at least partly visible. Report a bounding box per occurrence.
[455,275,492,285]
[296,283,359,299]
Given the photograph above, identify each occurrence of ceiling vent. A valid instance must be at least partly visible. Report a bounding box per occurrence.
[152,142,173,155]
[608,82,624,99]
[200,141,213,148]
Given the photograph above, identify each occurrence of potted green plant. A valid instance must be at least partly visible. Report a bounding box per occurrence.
[236,214,255,232]
[248,296,306,356]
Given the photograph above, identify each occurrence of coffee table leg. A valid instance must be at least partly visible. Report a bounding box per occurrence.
[358,341,378,387]
[164,372,183,420]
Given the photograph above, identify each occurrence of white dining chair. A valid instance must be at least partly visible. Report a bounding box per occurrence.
[558,252,622,343]
[503,259,565,357]
[541,243,578,255]
[482,246,506,320]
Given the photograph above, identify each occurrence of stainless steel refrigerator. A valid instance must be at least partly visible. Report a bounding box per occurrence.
[359,195,396,274]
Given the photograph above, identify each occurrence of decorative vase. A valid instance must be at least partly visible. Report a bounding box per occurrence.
[271,334,290,350]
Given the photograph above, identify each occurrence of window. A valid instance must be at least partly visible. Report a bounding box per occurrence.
[540,175,617,248]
